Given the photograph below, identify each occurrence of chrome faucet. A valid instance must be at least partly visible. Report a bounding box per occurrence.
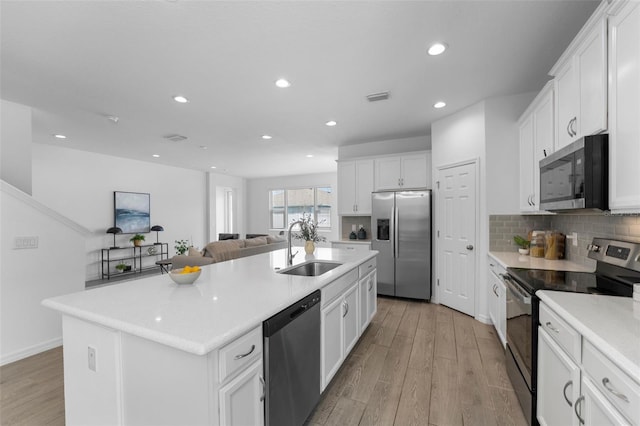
[287,220,303,265]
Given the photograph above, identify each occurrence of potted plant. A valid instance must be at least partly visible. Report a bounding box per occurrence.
[115,262,131,273]
[175,239,189,255]
[294,214,326,254]
[514,235,530,255]
[130,234,145,247]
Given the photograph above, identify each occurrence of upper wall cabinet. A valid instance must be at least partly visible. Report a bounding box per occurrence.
[518,81,554,212]
[337,159,374,215]
[551,12,608,149]
[608,0,640,213]
[374,152,431,191]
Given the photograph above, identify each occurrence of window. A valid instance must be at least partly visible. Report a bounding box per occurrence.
[269,186,333,229]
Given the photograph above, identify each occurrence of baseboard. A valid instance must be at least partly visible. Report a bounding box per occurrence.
[475,313,492,325]
[0,337,62,366]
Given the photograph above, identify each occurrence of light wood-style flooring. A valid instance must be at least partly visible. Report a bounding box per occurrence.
[0,297,526,426]
[308,297,527,426]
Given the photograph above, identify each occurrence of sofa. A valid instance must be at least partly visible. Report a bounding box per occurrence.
[170,235,287,269]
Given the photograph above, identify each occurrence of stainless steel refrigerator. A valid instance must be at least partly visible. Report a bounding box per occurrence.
[371,190,432,300]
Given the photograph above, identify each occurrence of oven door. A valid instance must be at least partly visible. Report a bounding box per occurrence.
[504,275,533,389]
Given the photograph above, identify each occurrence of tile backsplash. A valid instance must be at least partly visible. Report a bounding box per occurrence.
[490,213,640,267]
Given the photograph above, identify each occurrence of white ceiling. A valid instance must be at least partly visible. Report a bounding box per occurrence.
[1,0,598,179]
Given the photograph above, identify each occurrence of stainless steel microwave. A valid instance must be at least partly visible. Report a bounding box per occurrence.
[539,135,608,211]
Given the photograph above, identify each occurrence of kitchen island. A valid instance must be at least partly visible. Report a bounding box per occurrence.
[43,247,378,426]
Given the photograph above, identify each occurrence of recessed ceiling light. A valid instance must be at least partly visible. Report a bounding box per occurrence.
[262,135,272,140]
[210,166,217,169]
[152,154,160,158]
[173,95,189,103]
[53,134,67,139]
[275,78,291,88]
[325,120,337,127]
[199,145,208,150]
[306,154,314,158]
[428,42,447,56]
[434,101,447,109]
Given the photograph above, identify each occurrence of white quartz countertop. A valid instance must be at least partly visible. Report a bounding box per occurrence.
[489,251,593,272]
[331,239,372,245]
[537,291,640,384]
[43,248,377,356]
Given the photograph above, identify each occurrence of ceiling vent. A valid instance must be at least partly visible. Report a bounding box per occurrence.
[163,134,188,142]
[366,92,390,102]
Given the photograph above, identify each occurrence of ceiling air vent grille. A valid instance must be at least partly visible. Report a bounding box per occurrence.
[366,92,390,102]
[163,134,188,142]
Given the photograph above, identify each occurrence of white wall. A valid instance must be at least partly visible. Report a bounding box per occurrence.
[1,182,89,364]
[431,94,531,322]
[485,92,536,214]
[246,172,338,246]
[1,99,32,195]
[338,135,430,160]
[32,144,208,280]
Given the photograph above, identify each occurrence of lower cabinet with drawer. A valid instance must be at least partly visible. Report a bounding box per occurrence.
[538,301,639,426]
[331,241,372,253]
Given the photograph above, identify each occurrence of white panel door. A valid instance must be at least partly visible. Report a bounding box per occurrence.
[219,360,264,426]
[519,115,535,211]
[355,159,374,214]
[555,60,578,149]
[436,161,477,316]
[401,153,428,189]
[374,157,402,190]
[577,19,607,137]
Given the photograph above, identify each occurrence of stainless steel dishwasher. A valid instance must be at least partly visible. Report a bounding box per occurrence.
[263,290,321,426]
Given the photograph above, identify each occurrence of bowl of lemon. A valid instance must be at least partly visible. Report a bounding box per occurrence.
[168,265,202,285]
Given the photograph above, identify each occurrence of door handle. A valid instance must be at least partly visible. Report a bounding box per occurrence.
[343,300,349,318]
[466,245,474,251]
[602,378,630,402]
[234,344,256,360]
[574,395,585,424]
[394,207,399,258]
[259,375,265,402]
[567,120,573,137]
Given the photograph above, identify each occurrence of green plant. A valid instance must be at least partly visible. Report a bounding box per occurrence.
[293,214,326,243]
[513,235,530,249]
[175,239,189,255]
[115,263,129,272]
[129,234,145,242]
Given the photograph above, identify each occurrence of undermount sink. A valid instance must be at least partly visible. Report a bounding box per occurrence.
[278,261,342,277]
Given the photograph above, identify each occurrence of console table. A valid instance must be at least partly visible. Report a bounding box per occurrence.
[101,243,169,280]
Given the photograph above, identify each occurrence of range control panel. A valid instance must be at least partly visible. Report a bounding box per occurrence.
[588,238,640,271]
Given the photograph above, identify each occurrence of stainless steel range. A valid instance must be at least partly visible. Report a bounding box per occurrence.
[503,238,639,426]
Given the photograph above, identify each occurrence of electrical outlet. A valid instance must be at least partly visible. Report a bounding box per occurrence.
[88,346,96,372]
[571,232,578,246]
[14,236,38,249]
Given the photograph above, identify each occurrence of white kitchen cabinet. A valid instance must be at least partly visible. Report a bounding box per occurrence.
[343,282,359,355]
[321,295,344,391]
[219,360,265,426]
[518,81,554,212]
[551,15,607,149]
[608,0,640,213]
[338,159,374,215]
[519,114,536,212]
[538,300,637,426]
[581,376,631,426]
[537,327,581,426]
[487,258,506,347]
[320,280,359,390]
[374,152,430,190]
[358,269,376,333]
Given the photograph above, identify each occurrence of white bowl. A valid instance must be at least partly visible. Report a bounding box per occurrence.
[168,268,202,285]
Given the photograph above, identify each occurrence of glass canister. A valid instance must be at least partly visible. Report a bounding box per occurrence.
[544,231,565,260]
[530,231,546,258]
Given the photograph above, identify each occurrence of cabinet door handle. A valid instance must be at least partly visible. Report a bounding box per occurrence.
[259,374,265,402]
[563,380,573,407]
[493,285,499,297]
[234,344,256,360]
[602,378,630,402]
[369,279,373,291]
[574,395,585,424]
[543,149,547,157]
[343,301,349,317]
[571,117,577,136]
[531,196,535,207]
[545,322,560,333]
[567,120,572,137]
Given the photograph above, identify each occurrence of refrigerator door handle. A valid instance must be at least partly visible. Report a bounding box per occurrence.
[394,207,399,258]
